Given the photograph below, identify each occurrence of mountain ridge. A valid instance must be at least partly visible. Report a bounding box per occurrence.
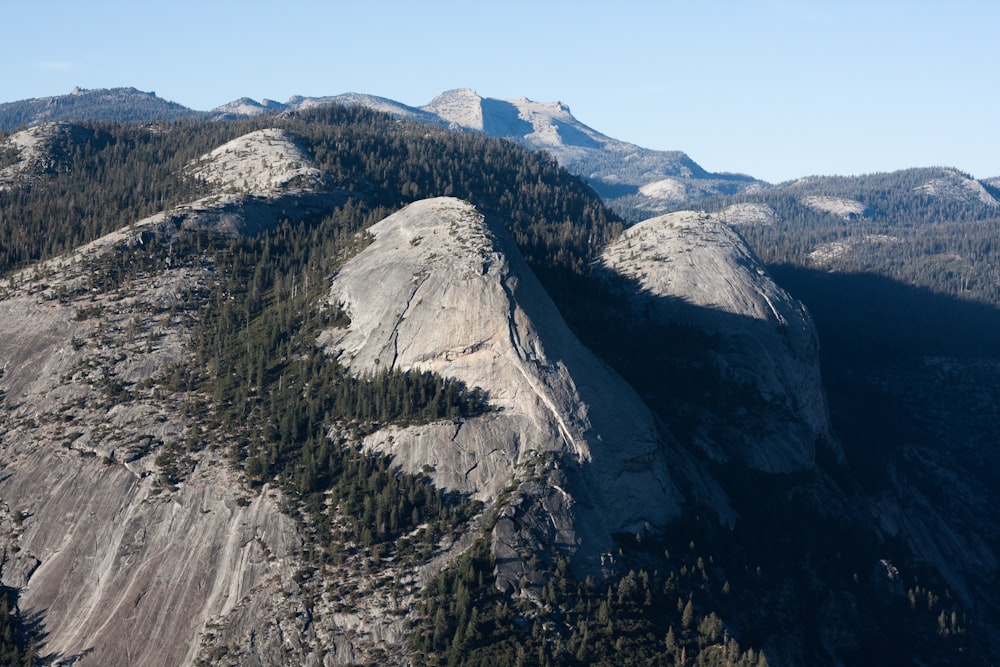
[0,86,758,214]
[0,94,995,664]
[5,86,997,220]
[319,196,689,581]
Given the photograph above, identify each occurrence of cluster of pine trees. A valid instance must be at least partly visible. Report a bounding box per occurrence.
[701,170,1000,308]
[2,104,989,664]
[409,529,773,666]
[0,589,37,667]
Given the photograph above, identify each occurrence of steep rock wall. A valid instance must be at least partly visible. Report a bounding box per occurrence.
[602,210,834,473]
[321,197,684,574]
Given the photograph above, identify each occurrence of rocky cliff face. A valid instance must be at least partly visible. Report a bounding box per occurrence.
[321,197,686,583]
[601,210,834,473]
[0,213,309,666]
[0,130,360,666]
[0,123,750,661]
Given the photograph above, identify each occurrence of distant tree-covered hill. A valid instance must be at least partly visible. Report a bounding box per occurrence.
[0,86,201,130]
[1,102,995,665]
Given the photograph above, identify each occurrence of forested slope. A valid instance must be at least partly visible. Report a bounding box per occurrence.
[0,107,993,665]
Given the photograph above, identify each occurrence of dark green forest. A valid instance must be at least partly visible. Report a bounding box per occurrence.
[696,170,1000,309]
[0,87,201,132]
[1,107,994,665]
[0,587,37,667]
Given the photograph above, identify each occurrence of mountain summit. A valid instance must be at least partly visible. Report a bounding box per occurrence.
[0,91,996,665]
[411,88,761,216]
[0,86,764,217]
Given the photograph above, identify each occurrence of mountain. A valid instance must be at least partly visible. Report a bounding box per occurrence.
[0,115,787,664]
[206,86,762,215]
[0,128,322,665]
[601,210,833,474]
[0,86,200,128]
[706,167,1000,306]
[323,87,764,217]
[319,196,687,583]
[0,87,764,217]
[683,166,1000,653]
[0,103,996,664]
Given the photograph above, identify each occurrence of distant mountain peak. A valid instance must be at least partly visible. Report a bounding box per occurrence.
[421,87,486,130]
[0,85,764,218]
[0,86,196,128]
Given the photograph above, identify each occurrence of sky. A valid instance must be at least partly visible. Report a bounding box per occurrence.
[1,0,997,183]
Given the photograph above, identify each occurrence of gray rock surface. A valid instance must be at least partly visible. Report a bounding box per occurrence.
[0,130,363,665]
[601,210,834,472]
[321,197,683,576]
[915,168,999,206]
[0,228,309,666]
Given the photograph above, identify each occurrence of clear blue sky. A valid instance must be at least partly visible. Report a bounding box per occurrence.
[1,0,997,183]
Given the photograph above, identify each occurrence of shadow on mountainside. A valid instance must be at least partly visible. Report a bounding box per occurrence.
[767,265,1000,363]
[582,259,998,647]
[561,263,823,460]
[552,260,1000,660]
[766,265,1000,644]
[480,98,534,138]
[572,259,1000,500]
[767,265,1000,488]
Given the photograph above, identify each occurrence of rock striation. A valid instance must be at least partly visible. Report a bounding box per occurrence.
[0,129,351,666]
[321,197,683,581]
[0,221,309,667]
[601,210,834,472]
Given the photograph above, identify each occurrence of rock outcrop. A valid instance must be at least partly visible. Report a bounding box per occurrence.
[800,195,871,220]
[601,210,834,472]
[321,197,683,580]
[914,168,1000,206]
[0,122,107,189]
[185,127,323,195]
[0,224,309,667]
[0,129,351,666]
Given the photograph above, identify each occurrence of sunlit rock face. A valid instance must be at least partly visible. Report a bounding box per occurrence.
[322,197,683,578]
[0,228,305,667]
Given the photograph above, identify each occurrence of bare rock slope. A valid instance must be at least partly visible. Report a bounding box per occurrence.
[0,226,308,666]
[0,129,351,666]
[602,210,834,472]
[321,197,684,579]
